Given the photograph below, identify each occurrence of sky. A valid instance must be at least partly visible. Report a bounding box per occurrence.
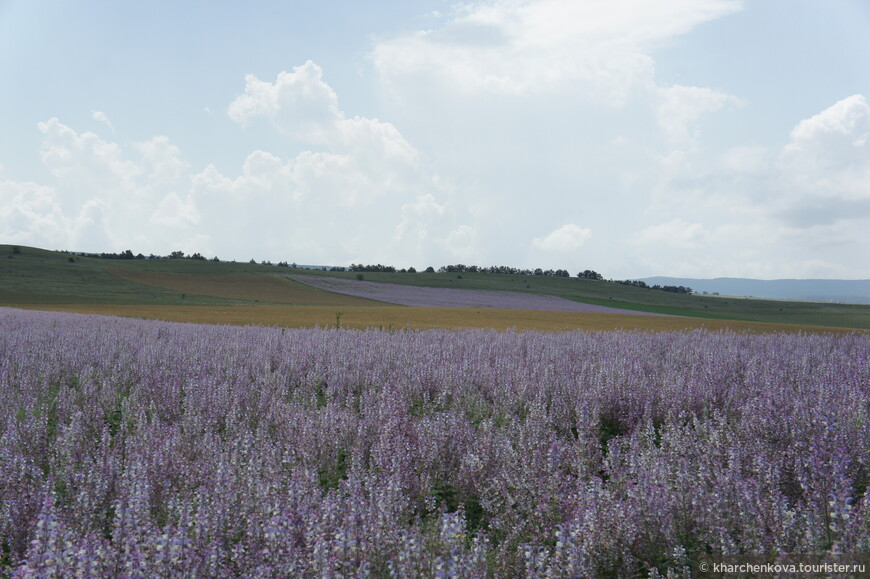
[1,0,869,279]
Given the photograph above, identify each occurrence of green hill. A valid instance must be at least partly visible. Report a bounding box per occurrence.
[2,244,869,329]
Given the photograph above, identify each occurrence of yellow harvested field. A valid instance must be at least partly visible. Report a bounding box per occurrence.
[109,270,378,305]
[14,303,857,334]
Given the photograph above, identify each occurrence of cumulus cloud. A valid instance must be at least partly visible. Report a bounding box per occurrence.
[0,181,67,247]
[780,94,870,201]
[72,199,113,250]
[228,61,419,170]
[5,42,868,279]
[227,61,422,198]
[0,121,197,254]
[0,61,465,266]
[373,0,742,100]
[788,94,870,152]
[363,0,753,276]
[228,61,342,142]
[0,116,451,263]
[532,224,592,251]
[38,118,141,208]
[729,94,870,233]
[642,94,870,277]
[186,146,453,265]
[136,136,189,186]
[149,192,199,228]
[218,62,449,262]
[394,193,446,243]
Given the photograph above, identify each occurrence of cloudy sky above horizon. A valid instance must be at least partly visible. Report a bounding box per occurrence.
[1,0,869,279]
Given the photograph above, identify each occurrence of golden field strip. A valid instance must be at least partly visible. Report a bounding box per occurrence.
[13,303,858,334]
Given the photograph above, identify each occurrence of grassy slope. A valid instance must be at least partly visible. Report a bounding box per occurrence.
[292,269,870,329]
[2,245,869,329]
[0,246,235,305]
[110,270,378,306]
[0,245,370,306]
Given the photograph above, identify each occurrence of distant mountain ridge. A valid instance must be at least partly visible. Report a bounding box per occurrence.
[637,277,870,304]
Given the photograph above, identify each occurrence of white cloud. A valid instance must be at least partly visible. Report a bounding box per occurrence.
[365,0,751,276]
[91,110,115,133]
[185,145,451,265]
[138,61,457,264]
[226,61,421,176]
[135,136,189,186]
[445,225,482,261]
[394,193,446,242]
[780,94,870,202]
[0,122,175,252]
[788,94,870,151]
[72,199,113,250]
[373,0,742,100]
[2,103,454,264]
[228,61,342,143]
[226,61,422,200]
[729,94,870,234]
[0,180,67,247]
[332,116,419,168]
[38,118,141,207]
[5,39,868,280]
[640,94,870,277]
[634,218,706,249]
[655,85,740,148]
[149,192,199,228]
[532,223,592,251]
[719,145,769,174]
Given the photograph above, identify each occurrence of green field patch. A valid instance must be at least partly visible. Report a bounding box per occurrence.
[109,270,380,306]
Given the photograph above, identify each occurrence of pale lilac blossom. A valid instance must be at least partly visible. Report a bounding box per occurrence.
[0,307,867,576]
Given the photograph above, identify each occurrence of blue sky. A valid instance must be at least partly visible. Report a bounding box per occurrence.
[1,0,868,278]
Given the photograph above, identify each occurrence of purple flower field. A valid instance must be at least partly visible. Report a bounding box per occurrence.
[288,275,663,314]
[1,307,869,577]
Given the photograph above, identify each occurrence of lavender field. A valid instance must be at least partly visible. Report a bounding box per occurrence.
[1,308,869,577]
[288,275,661,314]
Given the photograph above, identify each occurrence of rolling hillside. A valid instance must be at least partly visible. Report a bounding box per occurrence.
[2,244,869,330]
